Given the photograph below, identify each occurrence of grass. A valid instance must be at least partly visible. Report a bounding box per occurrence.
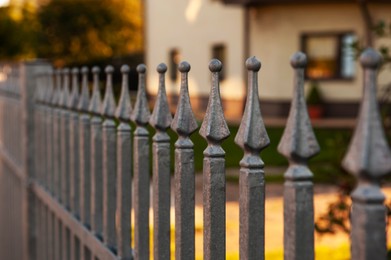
[143,123,355,184]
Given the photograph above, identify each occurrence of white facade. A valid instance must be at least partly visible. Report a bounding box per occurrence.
[146,0,244,101]
[145,1,391,118]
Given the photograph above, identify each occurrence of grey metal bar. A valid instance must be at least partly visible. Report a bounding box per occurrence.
[53,69,62,200]
[45,69,55,194]
[131,64,151,260]
[342,48,391,260]
[78,66,91,229]
[171,61,198,260]
[33,183,117,260]
[89,66,104,240]
[149,63,172,260]
[235,57,270,260]
[278,52,320,260]
[199,59,230,260]
[101,65,117,251]
[69,67,80,218]
[59,68,71,209]
[115,65,133,260]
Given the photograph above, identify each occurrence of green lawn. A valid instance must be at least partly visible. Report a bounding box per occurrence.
[140,123,360,184]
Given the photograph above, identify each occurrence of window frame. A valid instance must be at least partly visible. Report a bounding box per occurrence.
[300,31,356,81]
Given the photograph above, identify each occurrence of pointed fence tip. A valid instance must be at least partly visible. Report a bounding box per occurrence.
[157,63,167,73]
[278,51,320,160]
[209,59,222,72]
[150,62,172,130]
[131,63,150,125]
[89,66,102,114]
[245,56,261,71]
[81,66,89,75]
[199,59,230,142]
[171,61,198,136]
[178,61,190,73]
[235,56,269,151]
[290,52,307,69]
[360,48,382,69]
[101,65,116,117]
[116,64,132,121]
[137,64,146,74]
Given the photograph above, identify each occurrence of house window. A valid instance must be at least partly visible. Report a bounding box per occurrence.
[169,49,180,81]
[212,44,226,81]
[301,32,356,80]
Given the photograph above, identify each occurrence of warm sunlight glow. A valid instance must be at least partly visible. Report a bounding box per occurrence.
[185,0,202,24]
[0,0,9,7]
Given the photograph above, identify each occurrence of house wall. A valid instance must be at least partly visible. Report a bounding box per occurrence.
[145,0,245,118]
[146,1,391,119]
[249,3,391,103]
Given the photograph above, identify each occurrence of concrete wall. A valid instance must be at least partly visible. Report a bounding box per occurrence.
[145,0,245,105]
[249,3,391,102]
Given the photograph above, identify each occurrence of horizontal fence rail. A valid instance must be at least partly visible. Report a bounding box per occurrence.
[0,48,390,260]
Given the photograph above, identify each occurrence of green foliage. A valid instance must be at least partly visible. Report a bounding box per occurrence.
[37,0,143,67]
[0,0,143,65]
[0,4,38,60]
[307,81,324,105]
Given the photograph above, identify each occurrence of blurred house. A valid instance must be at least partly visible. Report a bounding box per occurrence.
[145,0,391,120]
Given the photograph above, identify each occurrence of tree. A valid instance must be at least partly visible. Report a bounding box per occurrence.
[0,3,38,60]
[36,0,143,67]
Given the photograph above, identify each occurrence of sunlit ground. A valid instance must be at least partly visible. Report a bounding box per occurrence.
[132,186,391,260]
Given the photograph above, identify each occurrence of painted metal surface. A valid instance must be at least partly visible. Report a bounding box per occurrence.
[235,57,270,260]
[342,48,391,260]
[131,64,151,260]
[150,63,172,260]
[115,65,133,260]
[171,61,198,260]
[199,59,230,260]
[278,52,320,260]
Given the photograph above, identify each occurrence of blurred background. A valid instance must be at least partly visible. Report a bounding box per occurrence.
[1,0,391,259]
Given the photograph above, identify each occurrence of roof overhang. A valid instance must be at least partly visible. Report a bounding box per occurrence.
[222,0,391,7]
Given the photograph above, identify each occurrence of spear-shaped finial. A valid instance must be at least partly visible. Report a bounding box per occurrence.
[78,66,90,112]
[68,67,80,110]
[235,57,269,153]
[59,68,71,108]
[278,52,320,161]
[150,63,172,130]
[131,64,150,125]
[89,66,102,115]
[342,48,391,179]
[101,65,116,118]
[199,59,230,142]
[52,68,62,106]
[44,68,54,104]
[171,61,198,136]
[115,65,132,121]
[277,52,319,260]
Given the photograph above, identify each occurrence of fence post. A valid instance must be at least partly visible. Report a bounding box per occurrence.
[199,59,230,260]
[52,68,63,260]
[235,57,270,260]
[278,52,319,260]
[342,48,391,260]
[101,65,118,251]
[115,65,133,260]
[149,63,172,260]
[69,67,80,218]
[171,61,198,260]
[131,64,151,260]
[59,68,71,260]
[45,68,54,195]
[78,66,91,230]
[89,66,104,240]
[20,61,51,260]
